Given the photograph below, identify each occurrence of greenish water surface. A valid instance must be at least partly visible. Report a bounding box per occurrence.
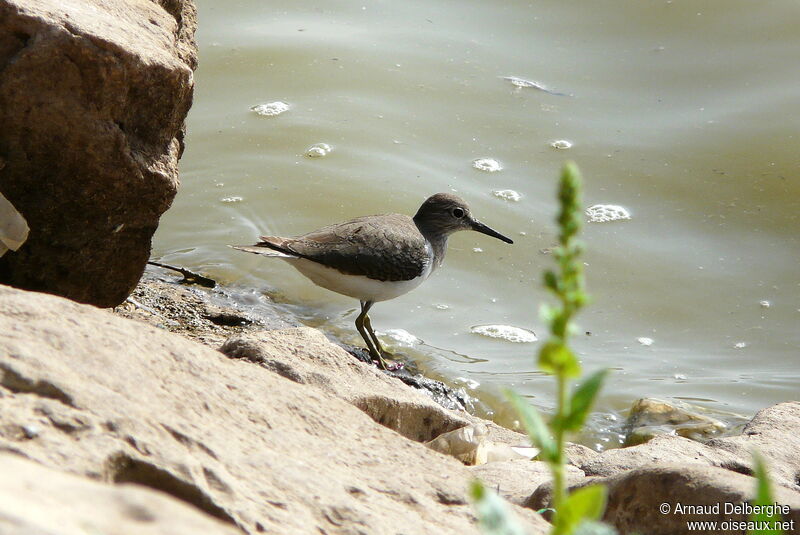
[154,0,800,448]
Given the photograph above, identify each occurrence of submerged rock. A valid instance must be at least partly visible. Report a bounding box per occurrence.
[624,397,728,445]
[0,0,197,307]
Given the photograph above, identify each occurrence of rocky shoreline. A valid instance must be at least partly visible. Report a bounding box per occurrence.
[1,0,798,532]
[1,276,798,534]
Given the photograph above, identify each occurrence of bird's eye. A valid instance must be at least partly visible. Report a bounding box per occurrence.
[452,207,465,219]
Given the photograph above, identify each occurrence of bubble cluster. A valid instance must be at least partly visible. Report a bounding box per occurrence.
[586,204,631,223]
[550,139,573,150]
[470,324,538,343]
[492,189,521,202]
[472,158,502,172]
[250,101,290,116]
[380,328,421,347]
[305,143,332,158]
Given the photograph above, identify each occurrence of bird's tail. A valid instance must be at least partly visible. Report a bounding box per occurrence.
[228,244,296,258]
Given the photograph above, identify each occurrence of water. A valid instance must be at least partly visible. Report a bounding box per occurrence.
[153,0,800,447]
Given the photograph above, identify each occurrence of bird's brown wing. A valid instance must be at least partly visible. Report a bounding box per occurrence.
[263,214,429,282]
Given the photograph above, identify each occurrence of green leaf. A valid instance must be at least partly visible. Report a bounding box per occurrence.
[557,370,609,432]
[538,340,581,378]
[544,270,559,292]
[748,452,784,535]
[554,485,608,535]
[469,480,528,535]
[505,390,557,462]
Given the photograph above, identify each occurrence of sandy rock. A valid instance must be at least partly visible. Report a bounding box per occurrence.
[221,329,471,442]
[578,465,798,535]
[471,460,585,507]
[425,424,537,466]
[0,285,549,534]
[0,0,197,306]
[707,401,800,491]
[578,434,746,478]
[0,452,239,535]
[624,398,728,445]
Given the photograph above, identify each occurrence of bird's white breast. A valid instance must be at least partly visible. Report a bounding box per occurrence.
[285,242,434,303]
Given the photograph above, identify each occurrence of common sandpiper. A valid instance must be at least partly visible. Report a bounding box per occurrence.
[231,193,513,369]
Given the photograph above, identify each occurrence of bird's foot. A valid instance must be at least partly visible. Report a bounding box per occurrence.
[370,350,403,371]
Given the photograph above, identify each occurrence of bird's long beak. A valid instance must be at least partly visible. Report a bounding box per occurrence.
[470,219,514,244]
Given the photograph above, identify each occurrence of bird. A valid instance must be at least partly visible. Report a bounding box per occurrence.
[231,193,513,369]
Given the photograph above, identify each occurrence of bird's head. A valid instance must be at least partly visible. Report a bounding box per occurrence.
[413,193,513,244]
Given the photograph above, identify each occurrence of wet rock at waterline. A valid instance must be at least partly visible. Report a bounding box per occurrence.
[0,0,197,307]
[624,397,730,445]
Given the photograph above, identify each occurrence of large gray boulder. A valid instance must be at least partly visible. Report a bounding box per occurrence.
[0,0,196,306]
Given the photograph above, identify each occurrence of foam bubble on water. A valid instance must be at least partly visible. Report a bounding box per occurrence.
[472,247,483,253]
[221,196,243,203]
[250,101,290,116]
[586,204,631,223]
[472,158,502,172]
[434,304,450,310]
[305,143,332,158]
[455,377,480,390]
[380,328,420,347]
[492,189,521,202]
[759,300,770,308]
[550,139,573,150]
[502,76,549,91]
[637,337,654,346]
[733,341,747,349]
[470,324,538,343]
[674,373,687,380]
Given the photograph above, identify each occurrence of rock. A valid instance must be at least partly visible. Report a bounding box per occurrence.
[220,329,472,443]
[0,0,197,307]
[570,465,799,535]
[624,398,729,445]
[578,434,746,479]
[707,401,800,491]
[0,191,28,257]
[0,452,240,535]
[425,424,537,466]
[0,285,549,534]
[115,272,297,347]
[471,460,584,507]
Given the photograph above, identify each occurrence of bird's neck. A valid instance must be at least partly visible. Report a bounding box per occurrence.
[414,219,449,270]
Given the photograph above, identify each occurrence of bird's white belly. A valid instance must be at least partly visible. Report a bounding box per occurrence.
[286,257,432,302]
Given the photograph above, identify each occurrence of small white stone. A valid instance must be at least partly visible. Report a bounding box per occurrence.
[22,424,41,439]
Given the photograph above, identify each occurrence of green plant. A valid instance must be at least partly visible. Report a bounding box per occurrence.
[748,452,785,535]
[472,162,612,535]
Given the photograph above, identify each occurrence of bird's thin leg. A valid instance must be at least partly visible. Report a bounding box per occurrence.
[362,310,384,355]
[356,301,387,369]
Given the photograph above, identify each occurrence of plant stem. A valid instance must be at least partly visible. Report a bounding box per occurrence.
[552,371,568,515]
